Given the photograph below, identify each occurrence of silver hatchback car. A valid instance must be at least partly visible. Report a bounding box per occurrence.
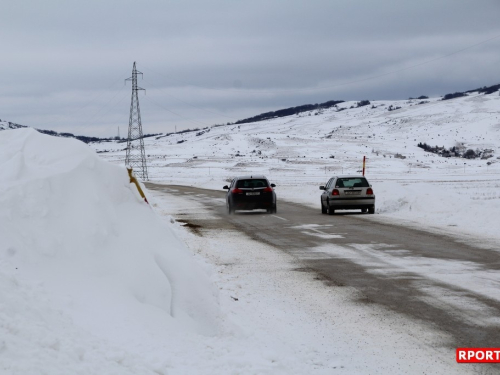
[320,175,375,215]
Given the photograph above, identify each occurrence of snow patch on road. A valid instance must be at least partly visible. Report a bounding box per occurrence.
[311,242,500,305]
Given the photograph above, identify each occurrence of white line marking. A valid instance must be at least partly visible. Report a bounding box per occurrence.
[272,215,288,221]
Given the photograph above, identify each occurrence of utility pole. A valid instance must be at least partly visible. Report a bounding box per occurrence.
[125,62,149,180]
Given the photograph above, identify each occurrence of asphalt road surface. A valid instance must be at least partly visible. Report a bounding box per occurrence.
[146,182,500,350]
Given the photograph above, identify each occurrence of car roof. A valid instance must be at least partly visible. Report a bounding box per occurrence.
[333,175,368,179]
[234,175,268,180]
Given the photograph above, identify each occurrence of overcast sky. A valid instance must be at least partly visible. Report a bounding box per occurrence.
[1,0,500,136]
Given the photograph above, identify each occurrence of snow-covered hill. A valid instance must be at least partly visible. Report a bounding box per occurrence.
[2,91,500,373]
[93,90,500,242]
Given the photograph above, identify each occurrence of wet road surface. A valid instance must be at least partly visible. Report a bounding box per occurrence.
[146,182,500,350]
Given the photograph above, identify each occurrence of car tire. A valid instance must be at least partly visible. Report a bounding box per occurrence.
[272,204,277,214]
[227,202,234,215]
[321,202,327,214]
[361,208,367,213]
[368,206,375,214]
[328,206,335,215]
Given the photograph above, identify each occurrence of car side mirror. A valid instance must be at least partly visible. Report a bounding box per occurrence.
[319,186,325,190]
[223,185,229,190]
[271,183,276,187]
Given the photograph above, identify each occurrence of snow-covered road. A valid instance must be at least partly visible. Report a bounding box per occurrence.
[147,182,500,374]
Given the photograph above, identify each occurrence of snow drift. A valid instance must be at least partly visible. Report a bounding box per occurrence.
[0,128,220,373]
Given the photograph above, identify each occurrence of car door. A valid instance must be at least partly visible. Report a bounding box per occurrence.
[322,178,334,205]
[227,179,235,204]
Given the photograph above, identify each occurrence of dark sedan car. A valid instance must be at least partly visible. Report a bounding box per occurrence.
[223,175,277,214]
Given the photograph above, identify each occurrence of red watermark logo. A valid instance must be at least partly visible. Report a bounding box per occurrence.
[457,348,500,363]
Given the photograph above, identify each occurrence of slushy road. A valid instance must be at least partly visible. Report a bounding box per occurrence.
[146,182,500,350]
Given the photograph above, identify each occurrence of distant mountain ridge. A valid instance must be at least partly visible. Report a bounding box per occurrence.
[0,120,117,143]
[2,82,500,141]
[233,82,500,125]
[234,99,345,125]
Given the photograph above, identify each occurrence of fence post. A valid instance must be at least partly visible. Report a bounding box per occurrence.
[127,168,149,204]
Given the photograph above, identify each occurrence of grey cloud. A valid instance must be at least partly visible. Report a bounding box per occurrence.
[1,0,500,136]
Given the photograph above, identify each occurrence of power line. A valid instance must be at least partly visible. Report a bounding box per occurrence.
[142,95,211,127]
[141,76,238,120]
[69,72,129,118]
[78,84,129,128]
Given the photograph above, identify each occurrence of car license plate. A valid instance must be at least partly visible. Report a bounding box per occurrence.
[246,192,260,196]
[345,191,360,195]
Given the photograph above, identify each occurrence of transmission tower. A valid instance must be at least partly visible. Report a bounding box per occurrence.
[125,61,149,180]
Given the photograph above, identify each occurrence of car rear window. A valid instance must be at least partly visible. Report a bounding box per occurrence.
[336,178,369,188]
[236,179,269,188]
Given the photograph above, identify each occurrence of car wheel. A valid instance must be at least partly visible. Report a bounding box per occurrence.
[326,202,335,215]
[368,206,375,214]
[321,202,327,214]
[273,204,277,214]
[361,208,367,213]
[227,202,234,215]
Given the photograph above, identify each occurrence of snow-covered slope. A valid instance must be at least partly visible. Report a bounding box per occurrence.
[0,120,27,131]
[2,90,499,373]
[94,91,500,242]
[0,128,221,373]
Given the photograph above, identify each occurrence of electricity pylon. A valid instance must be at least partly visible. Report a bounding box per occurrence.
[125,62,149,180]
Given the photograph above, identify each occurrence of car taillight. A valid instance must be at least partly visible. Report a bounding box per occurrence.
[263,187,273,192]
[232,188,243,194]
[332,189,339,196]
[366,188,373,195]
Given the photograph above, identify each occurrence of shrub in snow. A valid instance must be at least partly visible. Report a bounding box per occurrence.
[442,92,466,100]
[464,149,476,159]
[387,105,401,111]
[417,142,494,160]
[356,100,370,107]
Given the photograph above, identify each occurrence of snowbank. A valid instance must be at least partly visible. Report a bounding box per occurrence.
[0,129,220,373]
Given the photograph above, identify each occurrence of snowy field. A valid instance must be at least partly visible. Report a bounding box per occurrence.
[1,91,500,374]
[92,92,500,244]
